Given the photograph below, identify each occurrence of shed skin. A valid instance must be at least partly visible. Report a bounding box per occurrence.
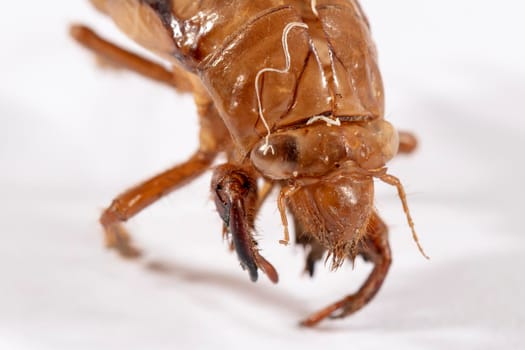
[71,0,424,327]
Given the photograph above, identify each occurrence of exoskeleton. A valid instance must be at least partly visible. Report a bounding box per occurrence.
[71,0,427,326]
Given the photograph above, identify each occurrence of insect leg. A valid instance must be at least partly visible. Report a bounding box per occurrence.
[100,151,216,258]
[300,212,391,327]
[70,25,192,92]
[294,215,326,278]
[211,165,279,284]
[398,131,418,154]
[379,173,429,259]
[218,180,273,258]
[277,185,300,246]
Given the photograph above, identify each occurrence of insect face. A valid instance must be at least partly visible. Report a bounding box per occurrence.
[250,118,400,266]
[287,166,375,268]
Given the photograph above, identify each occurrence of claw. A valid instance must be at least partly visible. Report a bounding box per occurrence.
[229,198,278,283]
[299,303,340,327]
[104,223,142,258]
[254,251,279,283]
[299,299,350,327]
[212,165,279,284]
[230,199,259,281]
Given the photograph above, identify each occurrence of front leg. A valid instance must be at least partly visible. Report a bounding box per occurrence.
[211,164,279,284]
[301,213,391,327]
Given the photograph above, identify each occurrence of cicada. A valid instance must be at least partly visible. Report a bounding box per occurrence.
[71,0,427,326]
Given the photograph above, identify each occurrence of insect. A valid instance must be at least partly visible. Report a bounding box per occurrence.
[71,0,428,327]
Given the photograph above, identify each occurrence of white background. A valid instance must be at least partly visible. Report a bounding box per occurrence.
[1,1,524,349]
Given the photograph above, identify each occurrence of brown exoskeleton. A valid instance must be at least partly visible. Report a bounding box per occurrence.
[71,0,428,327]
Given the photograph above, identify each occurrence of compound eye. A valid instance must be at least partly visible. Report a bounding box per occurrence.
[251,135,299,180]
[104,0,175,55]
